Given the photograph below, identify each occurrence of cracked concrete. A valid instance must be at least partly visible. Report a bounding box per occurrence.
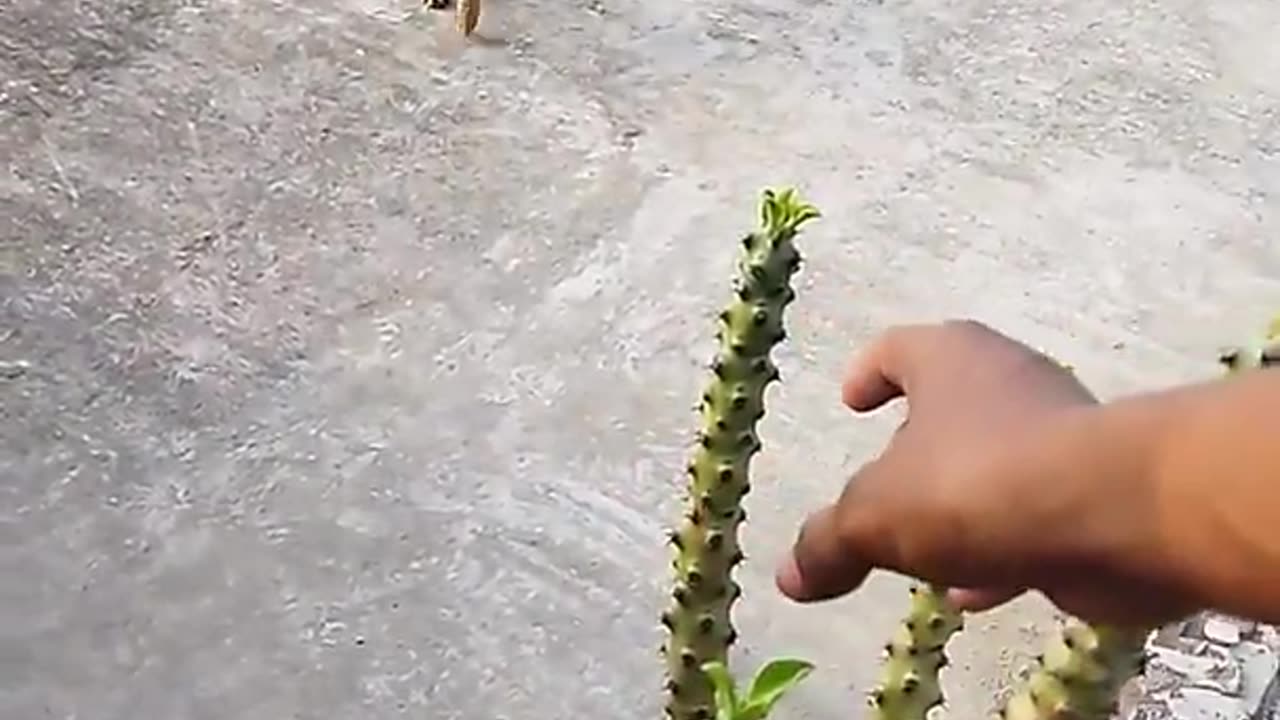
[1130,616,1280,720]
[3,1,1280,719]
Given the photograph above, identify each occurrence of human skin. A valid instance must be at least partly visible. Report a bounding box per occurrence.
[775,319,1280,626]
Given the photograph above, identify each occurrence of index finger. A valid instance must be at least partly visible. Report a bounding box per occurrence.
[841,323,940,412]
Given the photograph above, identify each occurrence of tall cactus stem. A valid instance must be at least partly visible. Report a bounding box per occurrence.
[661,189,820,720]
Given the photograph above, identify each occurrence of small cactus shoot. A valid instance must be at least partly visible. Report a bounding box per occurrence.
[999,622,1147,720]
[662,188,820,720]
[868,584,964,720]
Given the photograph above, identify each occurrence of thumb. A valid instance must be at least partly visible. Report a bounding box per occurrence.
[841,323,937,412]
[775,460,900,603]
[775,504,871,602]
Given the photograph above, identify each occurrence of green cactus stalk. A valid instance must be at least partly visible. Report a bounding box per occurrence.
[661,188,820,720]
[867,583,964,720]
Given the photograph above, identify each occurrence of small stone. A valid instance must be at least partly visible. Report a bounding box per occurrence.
[0,360,28,379]
[1204,616,1242,645]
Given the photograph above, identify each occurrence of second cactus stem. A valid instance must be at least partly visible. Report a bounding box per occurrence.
[661,189,820,720]
[868,583,964,720]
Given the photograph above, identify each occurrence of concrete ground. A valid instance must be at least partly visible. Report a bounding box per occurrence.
[3,0,1280,719]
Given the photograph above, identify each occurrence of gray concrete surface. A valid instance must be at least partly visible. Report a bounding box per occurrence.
[3,0,1280,719]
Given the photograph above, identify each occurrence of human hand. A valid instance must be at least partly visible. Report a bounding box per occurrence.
[774,319,1196,626]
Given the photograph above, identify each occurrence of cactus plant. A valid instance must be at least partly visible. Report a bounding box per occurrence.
[660,188,820,720]
[666,188,1277,720]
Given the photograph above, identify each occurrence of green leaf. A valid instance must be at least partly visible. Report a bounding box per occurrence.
[760,193,778,231]
[701,660,739,720]
[738,658,815,720]
[791,204,820,226]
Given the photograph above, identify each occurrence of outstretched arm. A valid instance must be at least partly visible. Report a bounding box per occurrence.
[776,320,1280,626]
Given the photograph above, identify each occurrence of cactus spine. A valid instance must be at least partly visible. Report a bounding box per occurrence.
[662,189,820,720]
[867,583,964,720]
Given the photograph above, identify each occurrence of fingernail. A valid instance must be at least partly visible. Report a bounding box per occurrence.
[775,555,803,599]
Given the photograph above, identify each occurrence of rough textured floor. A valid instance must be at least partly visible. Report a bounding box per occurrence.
[3,1,1280,719]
